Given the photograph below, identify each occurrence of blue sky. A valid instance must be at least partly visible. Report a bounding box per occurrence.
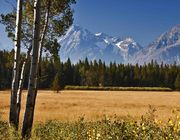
[0,0,15,49]
[73,0,180,46]
[0,0,180,49]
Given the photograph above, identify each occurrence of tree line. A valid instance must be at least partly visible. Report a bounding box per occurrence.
[1,50,180,91]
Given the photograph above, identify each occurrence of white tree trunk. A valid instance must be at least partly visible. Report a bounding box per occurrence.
[9,0,23,128]
[16,45,32,127]
[22,0,41,138]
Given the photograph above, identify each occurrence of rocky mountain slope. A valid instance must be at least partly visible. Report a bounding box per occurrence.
[59,25,180,65]
[59,25,142,64]
[131,25,180,65]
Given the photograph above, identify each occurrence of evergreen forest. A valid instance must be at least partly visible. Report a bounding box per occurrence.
[0,50,180,91]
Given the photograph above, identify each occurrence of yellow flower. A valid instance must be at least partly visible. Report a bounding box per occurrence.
[155,119,162,125]
[155,119,158,123]
[173,126,177,132]
[142,126,146,130]
[168,120,173,125]
[97,133,100,137]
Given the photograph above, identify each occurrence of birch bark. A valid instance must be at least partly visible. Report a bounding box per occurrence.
[16,45,32,127]
[22,0,41,138]
[9,0,23,128]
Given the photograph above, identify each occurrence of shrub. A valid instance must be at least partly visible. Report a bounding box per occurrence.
[64,86,172,92]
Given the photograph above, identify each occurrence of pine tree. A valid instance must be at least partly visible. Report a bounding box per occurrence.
[52,72,61,93]
[175,74,180,91]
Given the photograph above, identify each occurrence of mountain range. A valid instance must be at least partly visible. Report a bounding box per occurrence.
[59,25,180,65]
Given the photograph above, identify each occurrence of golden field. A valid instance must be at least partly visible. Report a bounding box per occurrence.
[0,90,180,123]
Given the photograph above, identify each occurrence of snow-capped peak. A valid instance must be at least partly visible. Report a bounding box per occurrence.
[151,24,180,49]
[59,24,180,65]
[59,25,142,63]
[95,32,103,36]
[131,25,180,65]
[115,37,141,50]
[124,37,134,42]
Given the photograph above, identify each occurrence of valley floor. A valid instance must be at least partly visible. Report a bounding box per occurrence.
[0,90,180,123]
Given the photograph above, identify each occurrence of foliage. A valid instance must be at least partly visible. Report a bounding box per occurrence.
[0,114,180,140]
[0,121,9,140]
[0,0,76,54]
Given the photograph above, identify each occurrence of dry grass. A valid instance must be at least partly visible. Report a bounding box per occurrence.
[0,90,180,123]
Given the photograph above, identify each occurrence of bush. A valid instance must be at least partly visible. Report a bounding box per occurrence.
[64,86,172,92]
[0,121,9,140]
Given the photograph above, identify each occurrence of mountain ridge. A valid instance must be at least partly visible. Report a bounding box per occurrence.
[131,25,180,65]
[59,25,180,65]
[59,25,142,64]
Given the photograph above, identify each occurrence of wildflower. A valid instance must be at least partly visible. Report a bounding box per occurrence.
[155,119,162,125]
[173,126,177,132]
[97,133,100,137]
[96,133,101,140]
[142,126,146,130]
[155,119,158,123]
[168,120,173,126]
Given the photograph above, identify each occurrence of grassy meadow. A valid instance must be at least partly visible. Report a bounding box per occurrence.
[0,90,180,122]
[0,90,180,139]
